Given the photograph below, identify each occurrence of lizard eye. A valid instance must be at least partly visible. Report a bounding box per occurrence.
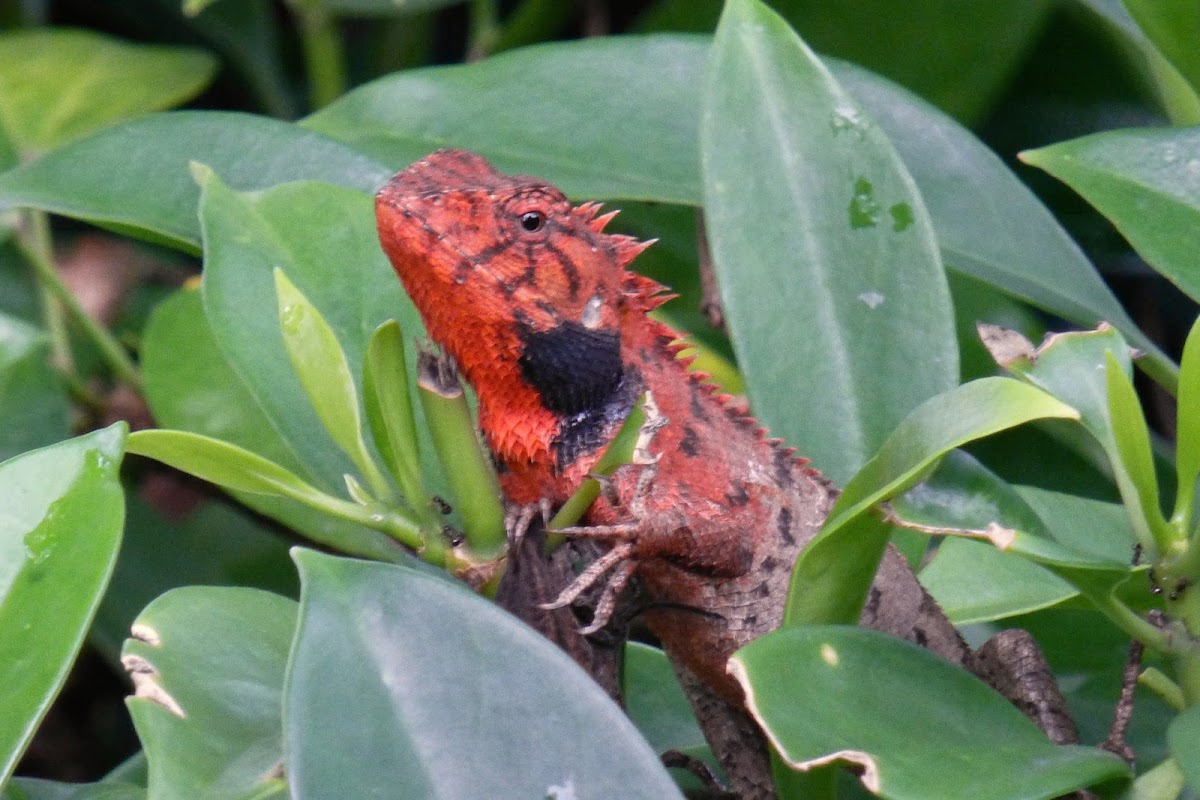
[519,211,545,232]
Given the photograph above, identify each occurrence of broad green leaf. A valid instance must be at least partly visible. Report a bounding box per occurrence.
[0,112,390,253]
[637,0,1051,124]
[302,34,1168,390]
[0,312,69,462]
[141,286,388,549]
[286,550,683,800]
[121,587,295,800]
[730,626,1130,799]
[785,377,1079,626]
[1022,128,1200,308]
[622,643,708,758]
[1122,758,1186,800]
[622,642,720,793]
[835,62,1175,390]
[1121,0,1200,100]
[0,241,40,323]
[992,326,1164,556]
[273,268,393,502]
[1167,705,1200,793]
[921,537,1076,624]
[302,35,705,203]
[0,425,127,784]
[196,175,447,503]
[1174,314,1200,524]
[125,429,414,561]
[703,0,955,483]
[0,29,215,155]
[1,779,145,800]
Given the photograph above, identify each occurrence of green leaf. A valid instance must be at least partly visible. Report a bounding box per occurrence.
[273,268,393,502]
[702,0,955,483]
[0,312,69,462]
[121,586,295,800]
[834,62,1175,390]
[285,549,683,799]
[622,642,720,793]
[196,175,447,502]
[637,0,1051,125]
[90,494,295,661]
[125,429,415,560]
[785,377,1079,626]
[730,626,1130,799]
[1175,314,1200,525]
[1021,128,1200,308]
[0,28,216,156]
[302,35,705,203]
[141,286,388,550]
[302,32,1168,389]
[0,112,390,253]
[0,425,127,784]
[1121,0,1200,100]
[1078,0,1200,125]
[921,537,1076,624]
[1167,705,1200,794]
[1105,350,1172,549]
[363,320,424,509]
[1,778,145,800]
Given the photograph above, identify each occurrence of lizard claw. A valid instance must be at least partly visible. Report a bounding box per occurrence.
[540,540,636,634]
[504,499,553,549]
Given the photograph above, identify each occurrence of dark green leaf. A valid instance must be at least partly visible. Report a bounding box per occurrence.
[0,313,69,462]
[1121,0,1200,99]
[0,425,126,784]
[285,549,683,799]
[0,112,390,253]
[0,29,216,155]
[121,587,295,800]
[703,0,955,483]
[731,626,1130,799]
[363,321,424,510]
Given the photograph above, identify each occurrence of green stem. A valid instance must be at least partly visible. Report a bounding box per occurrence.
[1088,591,1174,654]
[18,210,142,389]
[293,2,346,109]
[1139,667,1186,711]
[467,0,500,60]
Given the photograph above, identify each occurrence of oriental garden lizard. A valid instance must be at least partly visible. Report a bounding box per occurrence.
[375,149,1077,799]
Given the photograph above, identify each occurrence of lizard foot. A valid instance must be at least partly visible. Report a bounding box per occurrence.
[504,499,553,549]
[540,539,636,635]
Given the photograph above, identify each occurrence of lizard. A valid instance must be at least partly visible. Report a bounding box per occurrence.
[375,148,1078,798]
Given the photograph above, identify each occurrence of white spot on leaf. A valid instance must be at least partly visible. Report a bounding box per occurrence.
[122,653,186,718]
[857,291,885,309]
[820,643,839,666]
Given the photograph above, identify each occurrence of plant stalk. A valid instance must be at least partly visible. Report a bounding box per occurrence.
[18,210,142,389]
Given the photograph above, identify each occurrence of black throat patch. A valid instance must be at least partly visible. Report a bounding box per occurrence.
[517,320,639,469]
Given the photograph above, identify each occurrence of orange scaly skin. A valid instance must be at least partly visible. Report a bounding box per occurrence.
[375,150,1076,798]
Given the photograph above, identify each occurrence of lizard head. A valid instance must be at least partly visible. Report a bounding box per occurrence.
[375,148,656,407]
